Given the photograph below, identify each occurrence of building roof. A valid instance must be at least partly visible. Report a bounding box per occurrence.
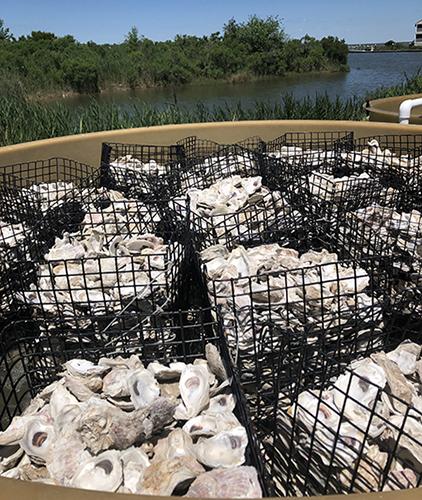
[416,19,422,25]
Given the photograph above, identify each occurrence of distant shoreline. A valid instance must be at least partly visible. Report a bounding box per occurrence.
[350,49,422,53]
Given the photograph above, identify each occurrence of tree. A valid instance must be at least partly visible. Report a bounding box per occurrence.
[0,19,12,41]
[63,59,99,93]
[125,26,141,50]
[385,40,396,47]
[321,36,348,66]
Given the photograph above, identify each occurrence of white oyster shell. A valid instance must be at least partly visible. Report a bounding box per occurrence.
[128,368,160,409]
[194,426,248,468]
[175,364,210,420]
[20,418,55,462]
[185,466,263,498]
[71,450,123,492]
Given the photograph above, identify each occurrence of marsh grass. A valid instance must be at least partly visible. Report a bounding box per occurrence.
[0,94,366,147]
[1,72,421,147]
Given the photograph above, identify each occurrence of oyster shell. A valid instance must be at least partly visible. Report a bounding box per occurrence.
[185,466,263,498]
[139,456,205,496]
[371,352,414,413]
[0,416,31,446]
[121,447,150,494]
[153,428,195,463]
[194,427,248,468]
[205,343,228,381]
[205,394,236,415]
[183,413,241,437]
[78,397,176,453]
[147,361,186,382]
[386,341,422,376]
[46,435,89,485]
[71,450,123,492]
[128,368,160,409]
[64,359,108,378]
[102,368,130,398]
[332,358,387,434]
[63,374,95,401]
[175,364,210,420]
[98,354,144,370]
[20,418,55,463]
[49,385,78,420]
[381,415,422,473]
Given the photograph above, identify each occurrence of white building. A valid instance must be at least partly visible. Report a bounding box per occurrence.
[416,19,422,46]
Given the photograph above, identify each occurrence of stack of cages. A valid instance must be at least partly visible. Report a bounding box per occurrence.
[0,158,101,322]
[334,135,422,345]
[338,134,422,211]
[243,134,422,497]
[100,142,185,200]
[169,136,278,252]
[0,307,272,496]
[251,327,422,496]
[10,183,189,345]
[261,131,354,194]
[192,197,392,426]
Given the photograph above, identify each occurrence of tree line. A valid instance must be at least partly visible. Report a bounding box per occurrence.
[0,16,348,95]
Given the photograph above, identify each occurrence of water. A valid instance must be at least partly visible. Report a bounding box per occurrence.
[61,52,422,110]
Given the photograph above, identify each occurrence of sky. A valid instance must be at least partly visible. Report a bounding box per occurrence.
[1,0,422,45]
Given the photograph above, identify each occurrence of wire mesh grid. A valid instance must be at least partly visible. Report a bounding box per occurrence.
[12,192,188,324]
[101,142,185,199]
[254,340,422,496]
[171,173,305,251]
[262,131,354,193]
[177,135,265,163]
[339,135,422,210]
[0,157,100,219]
[175,144,262,193]
[195,227,392,405]
[0,308,272,496]
[298,165,401,235]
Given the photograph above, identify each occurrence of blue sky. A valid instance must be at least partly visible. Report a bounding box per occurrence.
[2,0,422,44]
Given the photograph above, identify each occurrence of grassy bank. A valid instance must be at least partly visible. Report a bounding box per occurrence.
[0,94,365,147]
[1,73,421,148]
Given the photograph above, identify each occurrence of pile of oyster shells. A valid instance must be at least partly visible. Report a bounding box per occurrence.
[174,175,293,244]
[0,348,262,498]
[307,171,376,202]
[109,155,171,194]
[266,146,337,169]
[272,340,422,495]
[181,153,257,191]
[201,243,381,352]
[341,139,422,185]
[23,181,78,213]
[348,205,422,274]
[20,189,179,319]
[0,220,27,251]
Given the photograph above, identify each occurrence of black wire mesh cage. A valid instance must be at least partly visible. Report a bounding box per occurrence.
[171,173,306,251]
[177,135,266,162]
[0,307,272,496]
[0,158,103,254]
[194,220,392,409]
[101,142,185,199]
[12,190,188,325]
[254,338,422,496]
[174,143,263,193]
[339,135,422,210]
[297,164,401,236]
[262,131,354,193]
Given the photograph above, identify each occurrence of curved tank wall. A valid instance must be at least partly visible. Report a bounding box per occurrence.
[365,94,422,124]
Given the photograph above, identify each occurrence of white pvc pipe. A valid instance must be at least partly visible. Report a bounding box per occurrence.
[399,97,422,124]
